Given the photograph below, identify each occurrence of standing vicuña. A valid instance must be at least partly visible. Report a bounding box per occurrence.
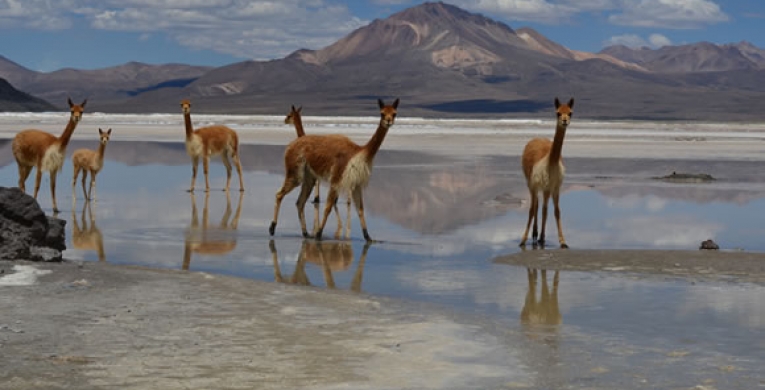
[72,128,111,200]
[519,97,573,248]
[181,99,244,192]
[12,98,87,213]
[270,98,399,242]
[285,105,351,239]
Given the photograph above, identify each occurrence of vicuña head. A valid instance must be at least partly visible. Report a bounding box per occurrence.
[284,105,302,126]
[519,97,574,249]
[270,98,400,242]
[12,97,88,213]
[180,98,245,192]
[555,97,574,128]
[71,127,112,200]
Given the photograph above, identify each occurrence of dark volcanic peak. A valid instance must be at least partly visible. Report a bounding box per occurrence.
[295,1,530,66]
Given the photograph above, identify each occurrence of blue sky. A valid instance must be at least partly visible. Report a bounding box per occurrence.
[0,0,763,72]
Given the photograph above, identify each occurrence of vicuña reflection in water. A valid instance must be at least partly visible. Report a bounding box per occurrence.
[521,268,563,388]
[70,199,105,262]
[182,191,243,270]
[269,239,371,292]
[521,268,561,330]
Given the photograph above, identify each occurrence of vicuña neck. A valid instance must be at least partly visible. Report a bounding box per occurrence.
[57,118,79,150]
[363,120,390,162]
[548,124,567,166]
[97,142,107,162]
[293,115,306,137]
[184,112,194,139]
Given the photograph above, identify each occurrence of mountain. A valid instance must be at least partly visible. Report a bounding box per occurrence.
[600,41,765,73]
[0,59,213,110]
[0,77,56,112]
[1,2,765,121]
[516,28,647,72]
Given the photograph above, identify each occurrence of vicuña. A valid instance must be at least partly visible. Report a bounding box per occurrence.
[270,98,399,242]
[181,99,245,192]
[12,98,87,213]
[519,97,574,248]
[71,128,111,200]
[285,105,351,239]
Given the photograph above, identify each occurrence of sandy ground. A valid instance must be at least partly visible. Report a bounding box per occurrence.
[0,260,524,390]
[496,249,765,285]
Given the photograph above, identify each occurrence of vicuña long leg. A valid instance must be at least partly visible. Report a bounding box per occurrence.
[18,164,32,192]
[33,165,43,199]
[50,171,59,213]
[221,153,232,192]
[202,153,211,192]
[351,187,373,242]
[72,166,80,190]
[80,171,88,200]
[296,175,317,238]
[189,156,199,192]
[233,152,244,192]
[539,191,551,245]
[315,187,339,240]
[520,189,538,246]
[269,173,299,236]
[552,192,568,248]
[88,172,97,201]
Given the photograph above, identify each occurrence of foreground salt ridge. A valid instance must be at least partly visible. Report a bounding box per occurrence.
[0,265,52,286]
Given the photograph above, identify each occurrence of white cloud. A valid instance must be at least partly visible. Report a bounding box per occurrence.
[604,33,672,48]
[452,0,727,28]
[648,33,672,47]
[608,0,729,28]
[0,0,367,60]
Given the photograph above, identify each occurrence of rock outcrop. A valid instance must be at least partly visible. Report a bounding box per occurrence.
[0,187,66,261]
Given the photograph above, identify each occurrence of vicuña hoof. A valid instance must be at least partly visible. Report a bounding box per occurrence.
[268,222,276,236]
[560,243,569,249]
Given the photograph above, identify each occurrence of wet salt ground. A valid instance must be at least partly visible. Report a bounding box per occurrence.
[2,140,765,387]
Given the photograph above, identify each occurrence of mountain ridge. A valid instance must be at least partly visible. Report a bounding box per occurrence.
[0,1,763,121]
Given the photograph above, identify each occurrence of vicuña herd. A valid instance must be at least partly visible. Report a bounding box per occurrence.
[10,96,574,248]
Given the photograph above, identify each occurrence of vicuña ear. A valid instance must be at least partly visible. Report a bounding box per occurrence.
[392,98,400,109]
[81,99,88,108]
[567,98,574,109]
[378,99,385,109]
[68,97,74,107]
[291,105,296,112]
[107,128,112,135]
[554,97,561,109]
[98,128,103,135]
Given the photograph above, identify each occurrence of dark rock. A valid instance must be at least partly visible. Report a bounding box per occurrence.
[700,239,720,250]
[0,187,66,261]
[654,171,716,183]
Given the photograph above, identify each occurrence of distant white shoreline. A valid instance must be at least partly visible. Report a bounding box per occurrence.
[2,113,765,160]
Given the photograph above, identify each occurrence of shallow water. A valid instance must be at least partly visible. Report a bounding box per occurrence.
[2,140,765,387]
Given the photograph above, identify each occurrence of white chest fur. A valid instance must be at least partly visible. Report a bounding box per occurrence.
[339,152,372,191]
[41,147,65,173]
[185,134,204,157]
[530,156,565,192]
